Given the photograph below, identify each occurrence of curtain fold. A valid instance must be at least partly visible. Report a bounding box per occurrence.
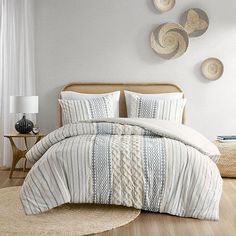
[0,0,36,168]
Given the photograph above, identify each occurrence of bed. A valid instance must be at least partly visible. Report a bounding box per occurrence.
[20,83,222,220]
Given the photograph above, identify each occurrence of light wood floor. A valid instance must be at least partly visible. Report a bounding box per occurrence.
[0,170,235,236]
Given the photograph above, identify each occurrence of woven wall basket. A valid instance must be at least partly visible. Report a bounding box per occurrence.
[180,8,209,37]
[153,0,175,12]
[150,23,189,59]
[201,58,224,80]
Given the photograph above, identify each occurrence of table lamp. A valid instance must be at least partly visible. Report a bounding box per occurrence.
[10,96,38,134]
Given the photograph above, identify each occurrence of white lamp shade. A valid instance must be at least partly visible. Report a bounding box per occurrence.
[10,96,38,114]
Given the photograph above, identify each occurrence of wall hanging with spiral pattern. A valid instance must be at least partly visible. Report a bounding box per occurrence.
[150,23,189,59]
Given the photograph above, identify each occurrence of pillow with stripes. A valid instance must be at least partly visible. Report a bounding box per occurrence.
[124,90,183,117]
[59,95,114,125]
[130,95,186,123]
[61,91,120,117]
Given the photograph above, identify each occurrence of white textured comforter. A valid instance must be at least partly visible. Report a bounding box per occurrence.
[20,118,222,220]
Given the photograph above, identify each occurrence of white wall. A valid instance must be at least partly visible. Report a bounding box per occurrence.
[35,0,236,139]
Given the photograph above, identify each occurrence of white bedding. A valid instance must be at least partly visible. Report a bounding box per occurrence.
[20,118,222,220]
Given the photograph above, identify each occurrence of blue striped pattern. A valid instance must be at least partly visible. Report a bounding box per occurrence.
[143,136,166,211]
[130,96,186,123]
[59,95,114,125]
[97,122,113,134]
[92,135,112,204]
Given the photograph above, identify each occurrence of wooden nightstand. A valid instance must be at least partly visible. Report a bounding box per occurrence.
[214,140,236,177]
[4,133,45,178]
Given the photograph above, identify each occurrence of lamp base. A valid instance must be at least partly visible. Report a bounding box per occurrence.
[15,115,33,134]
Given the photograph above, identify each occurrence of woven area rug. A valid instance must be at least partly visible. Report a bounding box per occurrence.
[0,187,141,236]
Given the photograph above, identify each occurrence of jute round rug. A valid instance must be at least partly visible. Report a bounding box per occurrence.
[0,187,140,236]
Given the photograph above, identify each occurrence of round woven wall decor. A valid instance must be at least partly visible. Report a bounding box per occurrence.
[153,0,175,12]
[150,23,189,59]
[201,58,224,80]
[180,8,209,37]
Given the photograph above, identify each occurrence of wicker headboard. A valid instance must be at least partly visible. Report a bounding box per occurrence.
[59,83,185,126]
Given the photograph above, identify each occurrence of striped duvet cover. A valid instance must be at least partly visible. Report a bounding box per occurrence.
[20,118,222,220]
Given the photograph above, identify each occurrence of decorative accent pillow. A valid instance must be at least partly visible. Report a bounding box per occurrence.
[61,91,120,117]
[124,90,183,117]
[59,95,114,125]
[130,96,186,123]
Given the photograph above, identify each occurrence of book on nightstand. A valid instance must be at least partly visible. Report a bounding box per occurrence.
[217,135,236,142]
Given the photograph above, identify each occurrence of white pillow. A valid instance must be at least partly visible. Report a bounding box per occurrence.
[124,90,183,117]
[130,96,186,123]
[59,95,114,125]
[61,91,120,117]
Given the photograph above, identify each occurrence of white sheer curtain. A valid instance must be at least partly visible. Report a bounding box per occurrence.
[0,0,36,168]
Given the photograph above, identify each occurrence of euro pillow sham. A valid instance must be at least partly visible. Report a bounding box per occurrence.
[124,90,183,117]
[130,96,186,123]
[59,95,114,125]
[61,91,120,117]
